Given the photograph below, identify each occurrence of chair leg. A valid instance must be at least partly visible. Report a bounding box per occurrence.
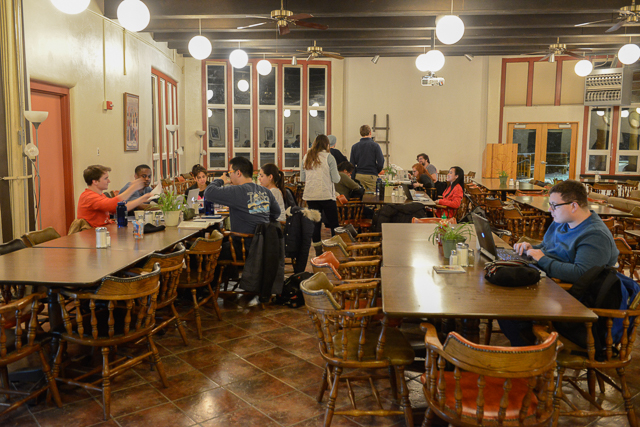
[388,366,398,401]
[148,335,169,388]
[395,366,414,427]
[39,347,62,408]
[52,339,67,380]
[587,368,596,398]
[207,282,223,321]
[101,347,111,420]
[324,366,342,427]
[190,289,203,339]
[0,365,9,401]
[552,366,565,427]
[170,302,189,346]
[316,363,329,403]
[617,367,638,427]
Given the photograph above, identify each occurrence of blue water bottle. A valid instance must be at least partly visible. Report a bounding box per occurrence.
[116,201,128,227]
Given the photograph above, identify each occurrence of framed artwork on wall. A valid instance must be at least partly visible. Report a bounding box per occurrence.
[210,125,221,140]
[265,127,274,141]
[284,123,294,137]
[124,92,139,151]
[234,127,239,141]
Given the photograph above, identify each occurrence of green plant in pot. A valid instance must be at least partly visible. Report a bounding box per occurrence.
[498,170,508,186]
[429,222,473,258]
[158,189,187,226]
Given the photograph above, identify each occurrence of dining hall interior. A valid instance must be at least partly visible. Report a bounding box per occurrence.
[3,0,640,426]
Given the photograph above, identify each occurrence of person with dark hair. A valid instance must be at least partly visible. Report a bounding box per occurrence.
[499,179,619,346]
[78,165,151,227]
[434,166,465,218]
[410,163,433,190]
[185,165,209,199]
[119,164,153,201]
[259,163,286,222]
[335,161,360,197]
[417,153,438,182]
[328,135,348,165]
[349,124,384,191]
[302,134,341,254]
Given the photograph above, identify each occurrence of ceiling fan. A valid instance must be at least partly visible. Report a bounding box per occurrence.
[237,0,328,35]
[524,39,591,62]
[575,1,640,33]
[297,41,344,61]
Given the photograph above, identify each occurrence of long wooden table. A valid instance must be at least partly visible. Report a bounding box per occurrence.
[509,195,632,218]
[472,178,545,201]
[381,223,597,323]
[362,192,436,207]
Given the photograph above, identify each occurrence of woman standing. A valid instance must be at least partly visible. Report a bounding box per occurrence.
[410,163,434,190]
[301,134,341,254]
[434,166,465,219]
[185,165,210,199]
[258,163,286,222]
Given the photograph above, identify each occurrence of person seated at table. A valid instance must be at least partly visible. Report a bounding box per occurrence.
[78,165,152,227]
[410,163,434,190]
[185,165,209,199]
[258,163,287,222]
[417,153,438,182]
[498,179,619,346]
[432,166,464,219]
[335,161,362,198]
[119,164,153,201]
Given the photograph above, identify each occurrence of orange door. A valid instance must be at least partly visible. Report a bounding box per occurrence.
[30,83,74,235]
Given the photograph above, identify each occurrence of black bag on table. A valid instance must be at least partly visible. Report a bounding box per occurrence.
[483,260,541,287]
[274,272,313,308]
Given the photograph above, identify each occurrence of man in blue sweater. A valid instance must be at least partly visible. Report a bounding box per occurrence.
[499,179,618,346]
[349,125,384,191]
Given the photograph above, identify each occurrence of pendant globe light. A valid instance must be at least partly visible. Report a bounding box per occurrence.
[237,79,249,92]
[230,44,249,69]
[257,57,272,76]
[574,59,593,77]
[415,31,445,72]
[188,19,212,60]
[284,109,291,118]
[117,0,150,32]
[435,15,464,45]
[51,0,90,14]
[618,42,640,65]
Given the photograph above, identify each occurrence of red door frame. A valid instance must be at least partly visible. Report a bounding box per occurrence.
[152,68,179,178]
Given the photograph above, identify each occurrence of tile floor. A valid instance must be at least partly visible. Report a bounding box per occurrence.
[4,283,640,426]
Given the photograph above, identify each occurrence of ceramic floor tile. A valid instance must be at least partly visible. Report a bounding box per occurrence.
[224,373,296,404]
[34,398,107,427]
[264,308,310,326]
[269,360,325,389]
[216,335,276,357]
[290,414,362,427]
[242,347,305,372]
[115,402,196,427]
[253,390,325,426]
[198,356,264,386]
[1,413,40,427]
[107,383,169,418]
[152,369,219,400]
[173,388,248,423]
[234,317,285,334]
[134,354,195,381]
[201,323,253,343]
[259,326,315,346]
[198,406,280,427]
[177,344,234,369]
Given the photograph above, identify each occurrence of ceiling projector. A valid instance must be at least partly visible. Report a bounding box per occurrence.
[421,72,445,87]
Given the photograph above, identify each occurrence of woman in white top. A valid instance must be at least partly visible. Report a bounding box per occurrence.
[258,163,286,222]
[301,134,341,249]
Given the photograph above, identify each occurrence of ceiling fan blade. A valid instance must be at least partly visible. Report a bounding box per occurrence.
[564,51,583,59]
[237,22,268,29]
[289,13,313,20]
[295,49,308,53]
[307,53,315,61]
[279,24,290,36]
[606,20,626,33]
[538,54,552,62]
[575,19,611,27]
[293,20,329,30]
[522,51,546,55]
[245,15,273,20]
[322,53,344,60]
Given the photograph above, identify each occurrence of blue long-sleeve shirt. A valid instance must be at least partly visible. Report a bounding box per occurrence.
[349,137,384,176]
[534,211,618,283]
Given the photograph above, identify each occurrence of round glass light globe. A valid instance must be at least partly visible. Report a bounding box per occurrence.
[618,44,640,65]
[596,110,605,117]
[207,109,213,118]
[117,0,150,32]
[425,50,445,72]
[435,15,465,45]
[207,90,213,100]
[237,79,249,92]
[51,0,90,14]
[188,35,212,60]
[229,49,249,68]
[309,110,318,117]
[622,109,630,118]
[574,59,593,77]
[284,109,291,118]
[415,53,430,71]
[257,59,272,76]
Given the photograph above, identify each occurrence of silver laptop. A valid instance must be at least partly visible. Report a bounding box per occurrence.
[401,184,430,203]
[471,213,537,264]
[186,188,200,209]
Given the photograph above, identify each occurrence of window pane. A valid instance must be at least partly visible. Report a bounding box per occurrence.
[588,155,607,172]
[284,67,301,106]
[545,129,571,183]
[283,110,301,148]
[259,69,276,105]
[233,66,251,105]
[512,129,536,181]
[208,109,225,148]
[259,110,276,148]
[260,152,276,167]
[619,155,638,172]
[284,153,300,168]
[207,65,225,105]
[309,68,326,107]
[619,108,640,151]
[234,109,251,148]
[308,110,325,148]
[209,153,226,168]
[235,152,251,162]
[589,109,611,150]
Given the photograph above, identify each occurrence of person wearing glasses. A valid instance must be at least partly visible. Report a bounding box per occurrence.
[500,179,618,346]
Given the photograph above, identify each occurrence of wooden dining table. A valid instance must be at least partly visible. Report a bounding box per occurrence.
[472,178,545,201]
[381,223,597,325]
[509,195,633,218]
[362,192,436,207]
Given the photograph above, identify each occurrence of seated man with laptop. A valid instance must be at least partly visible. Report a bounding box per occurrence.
[493,180,618,346]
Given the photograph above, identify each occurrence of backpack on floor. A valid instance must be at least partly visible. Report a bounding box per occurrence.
[274,272,313,308]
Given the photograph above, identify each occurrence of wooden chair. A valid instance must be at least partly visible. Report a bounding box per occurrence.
[421,323,561,427]
[0,293,62,419]
[484,198,506,228]
[464,171,476,184]
[216,230,254,292]
[68,218,92,235]
[614,237,640,281]
[503,210,547,246]
[438,170,449,181]
[336,200,372,233]
[177,232,224,339]
[619,180,639,198]
[589,182,618,197]
[311,250,380,282]
[334,225,381,243]
[601,216,616,236]
[301,272,414,427]
[52,265,168,420]
[131,243,188,345]
[533,292,640,427]
[412,217,457,224]
[466,186,488,209]
[321,235,382,261]
[21,226,61,247]
[434,194,470,223]
[0,239,28,304]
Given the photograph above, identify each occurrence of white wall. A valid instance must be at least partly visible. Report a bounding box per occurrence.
[341,56,496,176]
[23,0,184,208]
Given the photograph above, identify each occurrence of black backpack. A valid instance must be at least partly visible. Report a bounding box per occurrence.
[274,272,313,308]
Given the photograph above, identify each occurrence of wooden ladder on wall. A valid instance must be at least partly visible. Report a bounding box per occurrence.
[372,114,390,165]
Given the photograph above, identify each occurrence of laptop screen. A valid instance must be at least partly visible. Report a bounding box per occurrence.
[471,213,498,259]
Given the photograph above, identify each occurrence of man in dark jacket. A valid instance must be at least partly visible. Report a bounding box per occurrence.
[349,125,384,192]
[328,135,348,165]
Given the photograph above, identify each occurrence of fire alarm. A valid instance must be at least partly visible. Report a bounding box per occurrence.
[102,101,114,110]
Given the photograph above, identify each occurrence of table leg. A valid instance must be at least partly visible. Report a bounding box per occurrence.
[461,318,480,343]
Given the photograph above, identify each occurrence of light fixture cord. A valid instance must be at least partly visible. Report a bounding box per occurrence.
[199,18,202,36]
[451,0,453,14]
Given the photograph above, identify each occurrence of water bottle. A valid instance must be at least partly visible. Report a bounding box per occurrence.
[116,201,128,227]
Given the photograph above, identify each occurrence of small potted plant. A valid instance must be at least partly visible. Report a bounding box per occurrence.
[429,222,473,258]
[498,170,508,186]
[158,189,187,227]
[383,165,397,182]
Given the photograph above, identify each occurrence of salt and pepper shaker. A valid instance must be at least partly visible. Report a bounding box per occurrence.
[449,249,458,266]
[467,249,475,267]
[96,227,108,248]
[456,242,469,267]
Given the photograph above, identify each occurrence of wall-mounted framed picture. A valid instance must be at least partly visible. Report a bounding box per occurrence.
[284,123,294,137]
[124,92,139,151]
[265,127,274,141]
[234,127,239,141]
[210,125,221,140]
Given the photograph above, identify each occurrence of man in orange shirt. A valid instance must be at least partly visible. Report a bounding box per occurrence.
[77,165,152,227]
